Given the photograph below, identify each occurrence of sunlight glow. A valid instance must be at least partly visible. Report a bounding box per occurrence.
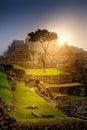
[58,35,65,45]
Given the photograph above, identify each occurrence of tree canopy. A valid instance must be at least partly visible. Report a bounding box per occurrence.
[28,29,58,43]
[28,29,58,72]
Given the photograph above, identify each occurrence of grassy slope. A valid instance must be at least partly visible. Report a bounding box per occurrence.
[0,71,80,125]
[0,72,12,105]
[12,82,65,123]
[0,72,64,123]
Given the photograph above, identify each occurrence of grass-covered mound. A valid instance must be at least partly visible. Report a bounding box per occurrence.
[12,82,65,123]
[0,72,12,105]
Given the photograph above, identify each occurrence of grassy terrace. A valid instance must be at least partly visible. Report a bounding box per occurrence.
[0,71,82,125]
[0,73,66,124]
[25,68,64,75]
[13,65,70,76]
[12,82,65,123]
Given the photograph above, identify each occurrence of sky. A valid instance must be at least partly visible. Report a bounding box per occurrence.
[0,0,87,54]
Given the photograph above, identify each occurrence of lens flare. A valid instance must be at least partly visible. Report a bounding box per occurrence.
[58,35,65,45]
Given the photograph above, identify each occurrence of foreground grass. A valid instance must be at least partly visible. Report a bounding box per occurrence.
[0,72,12,105]
[0,72,65,124]
[12,82,65,123]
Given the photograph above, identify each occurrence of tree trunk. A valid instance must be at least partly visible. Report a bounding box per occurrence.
[40,41,49,72]
[43,60,46,72]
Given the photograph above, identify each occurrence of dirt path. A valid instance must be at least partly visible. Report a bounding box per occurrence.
[46,82,84,88]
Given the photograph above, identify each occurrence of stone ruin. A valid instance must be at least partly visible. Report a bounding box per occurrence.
[2,40,30,63]
[0,39,59,68]
[0,39,45,67]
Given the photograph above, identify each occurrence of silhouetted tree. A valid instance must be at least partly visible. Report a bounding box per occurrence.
[28,29,58,72]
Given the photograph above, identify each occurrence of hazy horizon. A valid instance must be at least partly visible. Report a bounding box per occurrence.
[0,0,87,54]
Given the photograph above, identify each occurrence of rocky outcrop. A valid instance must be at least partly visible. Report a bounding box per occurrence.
[57,98,87,121]
[21,121,87,130]
[0,98,21,130]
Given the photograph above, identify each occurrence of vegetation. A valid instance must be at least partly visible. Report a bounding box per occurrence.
[0,70,86,125]
[0,72,12,105]
[0,28,87,127]
[69,59,87,83]
[13,64,25,70]
[28,29,58,72]
[12,82,65,123]
[0,73,66,124]
[13,65,70,76]
[69,95,87,100]
[25,68,70,76]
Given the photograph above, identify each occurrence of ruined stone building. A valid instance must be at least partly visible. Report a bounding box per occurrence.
[0,39,44,67]
[0,38,58,67]
[0,40,30,64]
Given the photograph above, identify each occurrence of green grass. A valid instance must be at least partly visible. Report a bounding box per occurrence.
[69,95,87,100]
[0,71,78,124]
[13,64,70,76]
[0,72,65,123]
[13,64,25,70]
[12,82,65,123]
[25,68,70,76]
[0,72,12,105]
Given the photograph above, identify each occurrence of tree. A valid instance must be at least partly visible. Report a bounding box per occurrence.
[28,29,58,72]
[69,58,87,83]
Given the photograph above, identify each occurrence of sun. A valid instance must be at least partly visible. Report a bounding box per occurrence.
[58,35,65,45]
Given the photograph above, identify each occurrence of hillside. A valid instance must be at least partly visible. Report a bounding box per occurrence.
[0,70,87,129]
[12,82,65,123]
[0,72,66,124]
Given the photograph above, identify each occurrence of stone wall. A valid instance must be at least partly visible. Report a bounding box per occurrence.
[46,85,87,96]
[28,74,73,84]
